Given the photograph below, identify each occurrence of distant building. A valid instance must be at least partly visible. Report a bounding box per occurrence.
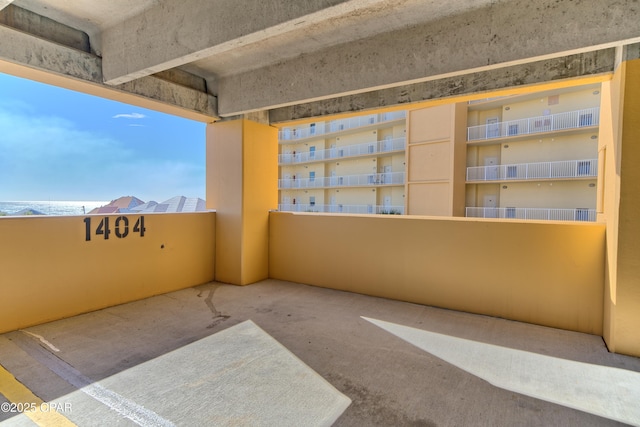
[129,201,158,212]
[404,84,599,220]
[89,196,206,214]
[88,196,145,214]
[462,84,599,221]
[278,83,600,222]
[131,196,206,213]
[278,111,407,214]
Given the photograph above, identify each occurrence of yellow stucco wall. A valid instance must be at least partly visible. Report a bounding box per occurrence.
[599,73,622,353]
[328,188,377,206]
[499,134,598,165]
[499,180,596,209]
[601,58,640,356]
[336,158,377,175]
[270,212,605,335]
[241,120,279,285]
[206,119,278,285]
[500,86,600,122]
[614,59,640,357]
[207,121,243,283]
[469,144,501,168]
[406,103,467,216]
[0,212,216,333]
[469,107,503,127]
[335,130,378,147]
[407,182,451,216]
[467,183,501,207]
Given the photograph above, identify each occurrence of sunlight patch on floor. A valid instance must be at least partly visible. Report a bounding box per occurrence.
[363,317,640,426]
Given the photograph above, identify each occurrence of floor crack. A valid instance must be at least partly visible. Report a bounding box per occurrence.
[197,285,230,328]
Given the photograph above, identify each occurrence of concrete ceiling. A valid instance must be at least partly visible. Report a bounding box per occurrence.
[13,0,160,42]
[12,0,493,77]
[2,0,640,120]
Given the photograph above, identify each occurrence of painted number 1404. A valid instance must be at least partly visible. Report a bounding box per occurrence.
[83,216,146,241]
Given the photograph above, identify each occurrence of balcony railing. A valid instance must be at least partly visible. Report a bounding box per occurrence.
[279,172,405,189]
[279,204,404,215]
[466,207,596,222]
[279,111,406,141]
[467,107,600,141]
[466,159,597,181]
[279,137,405,164]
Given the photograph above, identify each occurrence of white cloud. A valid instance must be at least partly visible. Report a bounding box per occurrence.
[112,112,146,119]
[0,106,204,201]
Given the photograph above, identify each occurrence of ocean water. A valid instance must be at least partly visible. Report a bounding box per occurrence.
[0,200,109,216]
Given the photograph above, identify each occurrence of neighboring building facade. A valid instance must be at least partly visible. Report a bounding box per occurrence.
[278,111,407,214]
[462,84,600,221]
[279,83,601,222]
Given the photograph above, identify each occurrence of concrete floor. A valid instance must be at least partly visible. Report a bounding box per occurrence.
[1,279,639,426]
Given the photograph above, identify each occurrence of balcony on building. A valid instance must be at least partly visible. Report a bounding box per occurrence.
[467,107,600,142]
[465,207,596,222]
[466,159,597,182]
[278,203,405,214]
[278,137,406,165]
[279,172,405,189]
[278,111,406,142]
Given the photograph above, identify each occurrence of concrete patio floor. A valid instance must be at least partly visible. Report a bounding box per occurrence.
[1,279,639,426]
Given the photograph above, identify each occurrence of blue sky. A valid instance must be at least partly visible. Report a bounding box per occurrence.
[0,72,206,202]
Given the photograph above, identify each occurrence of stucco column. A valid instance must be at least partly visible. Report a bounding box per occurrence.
[206,118,278,285]
[601,55,640,357]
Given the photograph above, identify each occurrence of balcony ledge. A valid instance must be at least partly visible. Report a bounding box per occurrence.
[466,175,597,184]
[466,125,599,146]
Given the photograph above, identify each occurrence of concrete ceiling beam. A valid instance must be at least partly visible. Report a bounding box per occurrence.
[101,0,384,86]
[269,49,617,122]
[218,0,640,116]
[0,24,218,122]
[0,4,90,53]
[0,0,13,11]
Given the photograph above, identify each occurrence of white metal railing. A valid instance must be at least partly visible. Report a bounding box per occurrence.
[279,137,405,164]
[465,207,596,222]
[466,159,597,181]
[467,107,600,141]
[279,111,406,141]
[279,172,405,189]
[279,204,404,215]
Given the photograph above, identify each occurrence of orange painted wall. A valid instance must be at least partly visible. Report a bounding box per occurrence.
[270,212,605,335]
[600,58,640,356]
[0,212,215,333]
[206,119,278,285]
